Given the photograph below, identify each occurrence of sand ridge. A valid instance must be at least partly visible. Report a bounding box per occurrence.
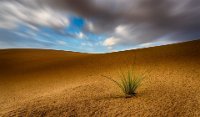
[0,40,200,116]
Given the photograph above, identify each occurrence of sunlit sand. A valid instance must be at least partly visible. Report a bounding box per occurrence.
[0,40,200,116]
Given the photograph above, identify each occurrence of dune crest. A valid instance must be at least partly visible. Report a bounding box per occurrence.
[0,40,200,116]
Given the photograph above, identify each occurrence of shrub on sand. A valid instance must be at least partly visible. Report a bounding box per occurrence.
[102,67,143,98]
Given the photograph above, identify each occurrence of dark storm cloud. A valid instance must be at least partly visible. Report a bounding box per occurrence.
[41,0,200,46]
[42,0,200,29]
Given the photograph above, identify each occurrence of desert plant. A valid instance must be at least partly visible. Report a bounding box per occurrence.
[102,67,143,98]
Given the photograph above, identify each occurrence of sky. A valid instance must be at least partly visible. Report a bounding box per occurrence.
[0,0,200,53]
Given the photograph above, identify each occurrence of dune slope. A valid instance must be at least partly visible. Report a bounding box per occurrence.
[0,40,200,116]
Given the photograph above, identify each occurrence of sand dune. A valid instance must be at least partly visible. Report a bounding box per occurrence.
[0,40,200,116]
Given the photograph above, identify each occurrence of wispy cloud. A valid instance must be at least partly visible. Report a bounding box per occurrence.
[0,0,69,29]
[0,0,200,53]
[44,0,200,47]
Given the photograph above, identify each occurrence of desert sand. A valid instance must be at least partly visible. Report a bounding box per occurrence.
[0,40,200,117]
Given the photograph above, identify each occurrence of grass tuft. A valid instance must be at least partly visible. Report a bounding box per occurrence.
[102,67,144,98]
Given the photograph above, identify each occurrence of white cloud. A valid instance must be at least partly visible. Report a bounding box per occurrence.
[0,21,18,29]
[26,30,37,37]
[103,37,120,46]
[103,23,159,47]
[76,32,86,39]
[0,1,69,30]
[115,25,130,37]
[81,42,93,47]
[137,42,155,48]
[57,40,67,45]
[26,24,39,31]
[102,24,135,47]
[85,21,96,32]
[134,38,178,49]
[14,32,29,38]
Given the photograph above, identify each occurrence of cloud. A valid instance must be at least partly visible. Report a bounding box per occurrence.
[0,0,69,30]
[43,0,200,47]
[0,29,55,49]
[76,32,86,39]
[103,37,120,46]
[57,40,67,46]
[1,0,200,52]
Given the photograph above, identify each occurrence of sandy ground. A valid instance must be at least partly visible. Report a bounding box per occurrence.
[0,40,200,117]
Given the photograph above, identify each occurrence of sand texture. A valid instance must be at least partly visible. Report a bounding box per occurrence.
[0,40,200,117]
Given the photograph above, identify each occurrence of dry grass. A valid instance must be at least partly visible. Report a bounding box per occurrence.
[102,66,143,98]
